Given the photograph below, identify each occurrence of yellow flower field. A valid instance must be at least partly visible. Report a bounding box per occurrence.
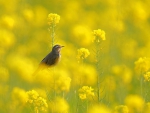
[0,0,150,113]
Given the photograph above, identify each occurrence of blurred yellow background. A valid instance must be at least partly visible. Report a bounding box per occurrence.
[1,0,150,113]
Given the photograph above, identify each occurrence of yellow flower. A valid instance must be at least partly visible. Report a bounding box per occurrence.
[10,87,28,112]
[125,95,144,113]
[1,15,15,29]
[79,94,87,100]
[72,25,93,46]
[0,67,9,82]
[72,64,97,86]
[27,90,39,100]
[11,87,28,104]
[34,97,48,111]
[26,90,48,112]
[0,29,15,48]
[114,105,129,113]
[144,72,150,81]
[93,29,106,42]
[88,104,110,113]
[23,9,34,22]
[144,102,150,113]
[135,57,150,74]
[55,75,71,92]
[7,54,34,83]
[111,65,132,84]
[78,86,94,100]
[47,13,60,25]
[49,97,69,113]
[77,48,90,60]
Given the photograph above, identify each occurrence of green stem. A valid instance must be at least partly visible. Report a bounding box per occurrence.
[86,100,89,112]
[50,23,55,47]
[75,91,79,113]
[140,72,145,113]
[53,67,56,98]
[96,41,101,102]
[49,22,56,97]
[140,75,143,98]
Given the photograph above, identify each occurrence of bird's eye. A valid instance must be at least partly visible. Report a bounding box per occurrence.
[54,45,60,49]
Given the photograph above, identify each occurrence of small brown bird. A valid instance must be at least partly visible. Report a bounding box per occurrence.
[33,44,64,76]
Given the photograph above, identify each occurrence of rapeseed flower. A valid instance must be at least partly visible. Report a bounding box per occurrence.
[87,104,110,113]
[0,67,9,82]
[49,97,69,113]
[135,57,150,74]
[7,54,34,83]
[27,90,39,101]
[10,87,28,112]
[55,75,71,92]
[111,65,132,84]
[144,102,150,113]
[125,95,144,113]
[93,29,106,42]
[72,25,93,46]
[72,64,97,86]
[144,71,150,82]
[77,48,90,61]
[1,15,15,29]
[47,13,60,26]
[78,86,94,100]
[114,105,129,113]
[0,29,15,48]
[23,9,34,22]
[26,90,48,112]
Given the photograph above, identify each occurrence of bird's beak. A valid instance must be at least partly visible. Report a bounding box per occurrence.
[61,46,64,48]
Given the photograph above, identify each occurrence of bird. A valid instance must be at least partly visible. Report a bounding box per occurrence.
[33,44,64,76]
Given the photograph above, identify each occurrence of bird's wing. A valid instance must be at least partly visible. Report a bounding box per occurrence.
[32,52,55,76]
[40,52,52,64]
[47,53,59,66]
[41,57,46,63]
[40,52,59,66]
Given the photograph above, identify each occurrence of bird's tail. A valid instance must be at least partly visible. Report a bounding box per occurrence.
[32,64,48,76]
[32,67,40,76]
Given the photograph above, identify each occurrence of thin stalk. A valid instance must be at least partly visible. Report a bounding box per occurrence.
[75,91,79,113]
[140,71,145,113]
[53,67,56,98]
[86,100,89,112]
[95,40,101,102]
[49,22,56,97]
[50,23,55,47]
[140,75,143,98]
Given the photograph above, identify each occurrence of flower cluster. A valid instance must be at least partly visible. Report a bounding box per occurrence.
[49,97,69,113]
[93,29,106,42]
[55,75,71,92]
[144,71,150,82]
[47,13,60,26]
[78,86,94,100]
[26,90,48,112]
[114,105,129,113]
[125,95,144,113]
[134,57,150,74]
[144,102,150,112]
[77,48,90,61]
[88,105,110,113]
[11,87,28,108]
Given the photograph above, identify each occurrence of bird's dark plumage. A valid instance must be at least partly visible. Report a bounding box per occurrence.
[33,44,64,76]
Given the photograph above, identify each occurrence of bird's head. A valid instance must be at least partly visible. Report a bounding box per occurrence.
[52,45,64,53]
